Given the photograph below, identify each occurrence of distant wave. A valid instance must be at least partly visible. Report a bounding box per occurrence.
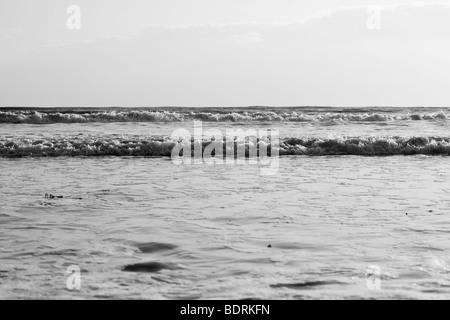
[0,109,449,124]
[2,135,450,157]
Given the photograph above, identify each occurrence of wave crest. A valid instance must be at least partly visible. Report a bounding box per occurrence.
[0,110,449,124]
[2,136,450,157]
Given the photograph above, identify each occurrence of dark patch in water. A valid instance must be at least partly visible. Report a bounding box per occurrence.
[271,280,344,290]
[45,193,63,199]
[136,242,177,253]
[123,261,179,273]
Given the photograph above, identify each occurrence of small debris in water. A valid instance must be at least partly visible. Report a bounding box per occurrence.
[267,244,272,248]
[39,202,52,206]
[44,193,63,199]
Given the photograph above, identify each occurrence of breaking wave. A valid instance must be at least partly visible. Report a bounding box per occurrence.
[2,135,450,157]
[0,109,449,124]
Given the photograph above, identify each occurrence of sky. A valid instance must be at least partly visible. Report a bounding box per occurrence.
[1,0,450,107]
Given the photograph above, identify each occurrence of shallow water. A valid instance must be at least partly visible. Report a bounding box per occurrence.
[1,107,450,299]
[1,155,450,299]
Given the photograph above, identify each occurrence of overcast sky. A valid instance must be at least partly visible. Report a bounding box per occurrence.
[1,0,450,107]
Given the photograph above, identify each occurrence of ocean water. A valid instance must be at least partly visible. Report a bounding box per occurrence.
[1,107,450,300]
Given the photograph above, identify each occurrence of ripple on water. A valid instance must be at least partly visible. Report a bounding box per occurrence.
[270,280,348,290]
[135,242,178,253]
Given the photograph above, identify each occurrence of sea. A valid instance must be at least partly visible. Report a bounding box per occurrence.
[0,106,450,299]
